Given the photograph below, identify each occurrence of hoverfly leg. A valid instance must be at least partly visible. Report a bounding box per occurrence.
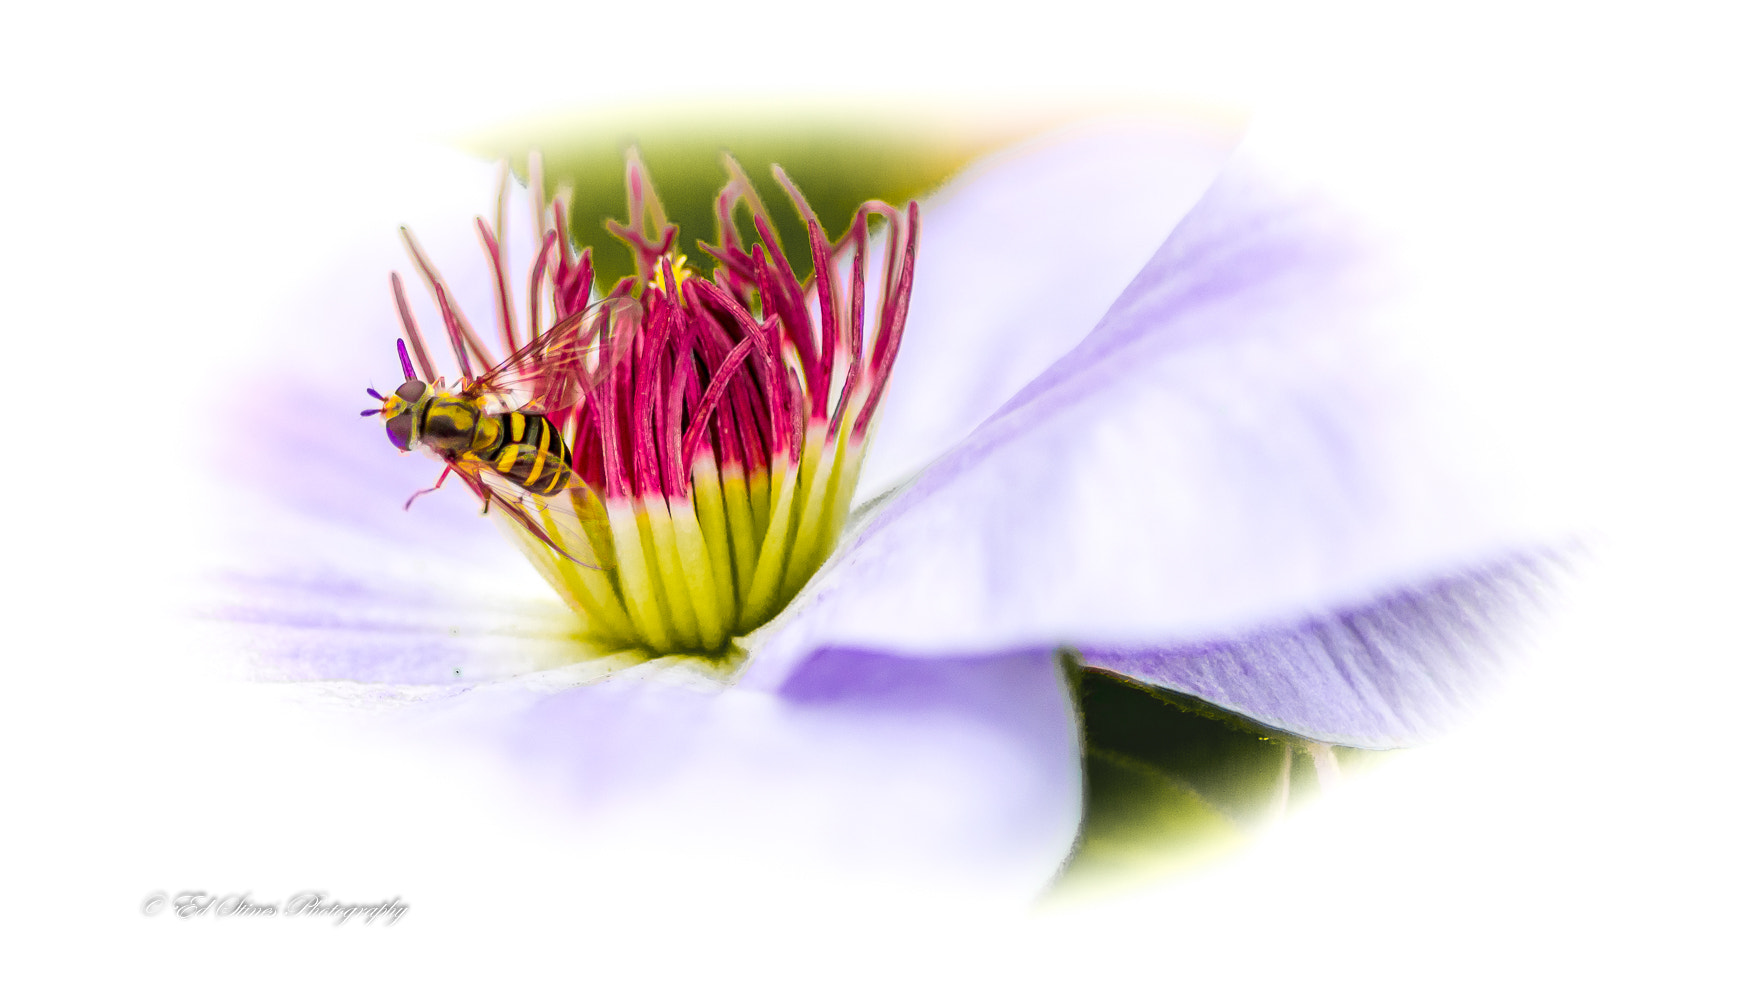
[402,466,453,511]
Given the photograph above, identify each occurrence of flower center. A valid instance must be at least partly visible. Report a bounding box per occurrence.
[379,153,919,655]
[652,251,693,287]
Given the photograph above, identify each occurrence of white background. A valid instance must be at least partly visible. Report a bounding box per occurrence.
[3,0,1753,994]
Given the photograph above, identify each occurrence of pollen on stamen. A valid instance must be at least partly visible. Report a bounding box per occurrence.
[380,151,920,656]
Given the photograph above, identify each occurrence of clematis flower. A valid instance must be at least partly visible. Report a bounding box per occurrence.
[206,116,1555,900]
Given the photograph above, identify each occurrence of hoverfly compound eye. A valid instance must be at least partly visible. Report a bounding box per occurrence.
[385,411,416,451]
[395,378,427,402]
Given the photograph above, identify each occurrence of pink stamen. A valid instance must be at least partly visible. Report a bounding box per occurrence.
[826,219,867,431]
[492,162,510,252]
[527,229,557,349]
[751,215,822,380]
[682,291,766,470]
[805,218,839,419]
[551,198,596,318]
[574,401,604,493]
[854,202,919,439]
[476,217,521,358]
[526,151,546,241]
[697,279,789,457]
[680,336,756,468]
[400,227,496,379]
[715,156,779,276]
[627,307,663,497]
[663,349,693,497]
[594,330,630,499]
[769,164,817,233]
[389,273,437,381]
[771,164,845,378]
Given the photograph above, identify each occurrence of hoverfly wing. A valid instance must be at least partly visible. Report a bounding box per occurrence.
[468,459,614,572]
[468,294,642,413]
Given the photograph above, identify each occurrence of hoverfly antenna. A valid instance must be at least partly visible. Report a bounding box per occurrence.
[396,338,417,381]
[366,387,385,400]
[359,407,381,417]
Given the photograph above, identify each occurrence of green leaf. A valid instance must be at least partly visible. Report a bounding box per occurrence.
[1054,664,1382,894]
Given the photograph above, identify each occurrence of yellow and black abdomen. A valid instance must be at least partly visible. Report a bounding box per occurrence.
[485,410,574,496]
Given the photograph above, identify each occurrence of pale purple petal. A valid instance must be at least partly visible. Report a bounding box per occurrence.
[1084,552,1557,746]
[857,116,1238,498]
[365,646,1080,897]
[750,134,1560,745]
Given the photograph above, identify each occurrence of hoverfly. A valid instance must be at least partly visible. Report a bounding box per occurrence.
[363,295,637,568]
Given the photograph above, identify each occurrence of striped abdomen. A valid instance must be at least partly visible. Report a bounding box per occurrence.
[484,410,573,495]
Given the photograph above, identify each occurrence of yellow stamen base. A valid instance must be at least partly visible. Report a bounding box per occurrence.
[497,422,869,655]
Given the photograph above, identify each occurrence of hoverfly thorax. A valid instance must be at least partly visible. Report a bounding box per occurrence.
[411,389,485,456]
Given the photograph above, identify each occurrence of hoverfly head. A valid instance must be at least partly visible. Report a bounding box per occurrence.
[376,378,431,452]
[364,339,435,451]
